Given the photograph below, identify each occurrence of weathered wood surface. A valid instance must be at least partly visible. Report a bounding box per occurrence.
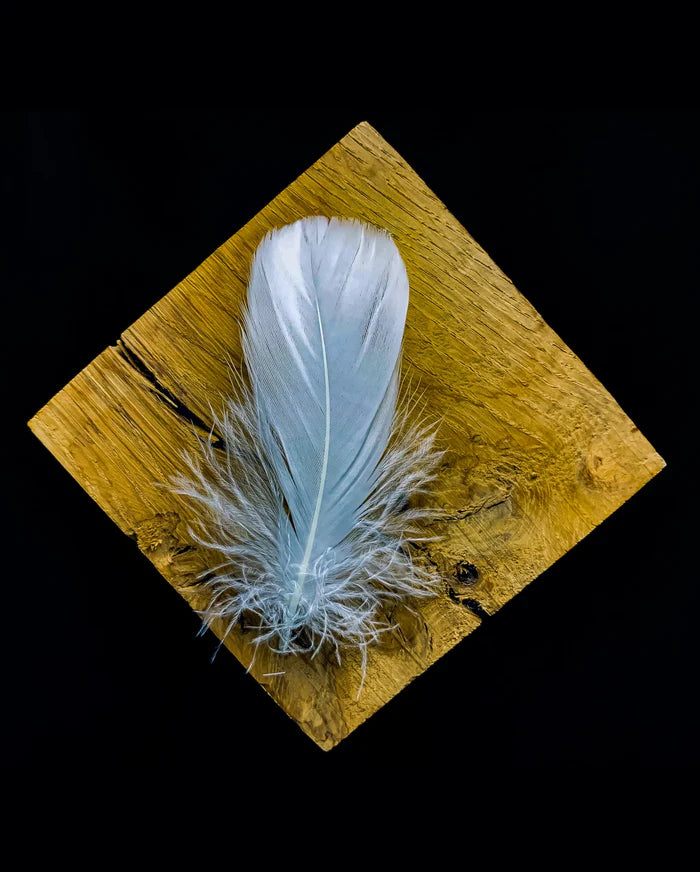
[28,122,664,749]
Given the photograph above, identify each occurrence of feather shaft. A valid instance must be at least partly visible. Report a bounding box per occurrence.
[288,296,331,629]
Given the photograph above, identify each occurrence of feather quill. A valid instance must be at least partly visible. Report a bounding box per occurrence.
[173,216,443,673]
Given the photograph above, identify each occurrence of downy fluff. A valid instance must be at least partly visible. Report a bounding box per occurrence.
[173,216,443,671]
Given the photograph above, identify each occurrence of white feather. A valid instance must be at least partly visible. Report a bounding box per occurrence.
[172,216,443,671]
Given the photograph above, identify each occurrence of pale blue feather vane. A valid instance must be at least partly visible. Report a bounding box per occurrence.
[172,216,443,671]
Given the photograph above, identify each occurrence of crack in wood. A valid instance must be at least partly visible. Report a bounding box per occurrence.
[447,586,491,621]
[115,338,224,446]
[441,492,512,522]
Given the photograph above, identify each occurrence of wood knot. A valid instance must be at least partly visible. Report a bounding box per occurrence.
[128,511,181,553]
[455,561,479,585]
[581,436,622,490]
[127,511,208,591]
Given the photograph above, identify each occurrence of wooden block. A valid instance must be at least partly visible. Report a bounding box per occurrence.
[28,122,664,750]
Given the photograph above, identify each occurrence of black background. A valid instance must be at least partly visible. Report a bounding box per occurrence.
[3,110,697,776]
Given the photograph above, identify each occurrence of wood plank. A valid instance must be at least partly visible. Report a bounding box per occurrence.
[28,121,665,749]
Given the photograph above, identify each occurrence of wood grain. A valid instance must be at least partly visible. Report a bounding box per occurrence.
[28,122,664,749]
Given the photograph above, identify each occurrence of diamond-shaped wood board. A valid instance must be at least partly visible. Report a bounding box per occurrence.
[28,122,664,749]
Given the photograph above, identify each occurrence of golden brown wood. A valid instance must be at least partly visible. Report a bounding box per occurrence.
[28,122,664,749]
